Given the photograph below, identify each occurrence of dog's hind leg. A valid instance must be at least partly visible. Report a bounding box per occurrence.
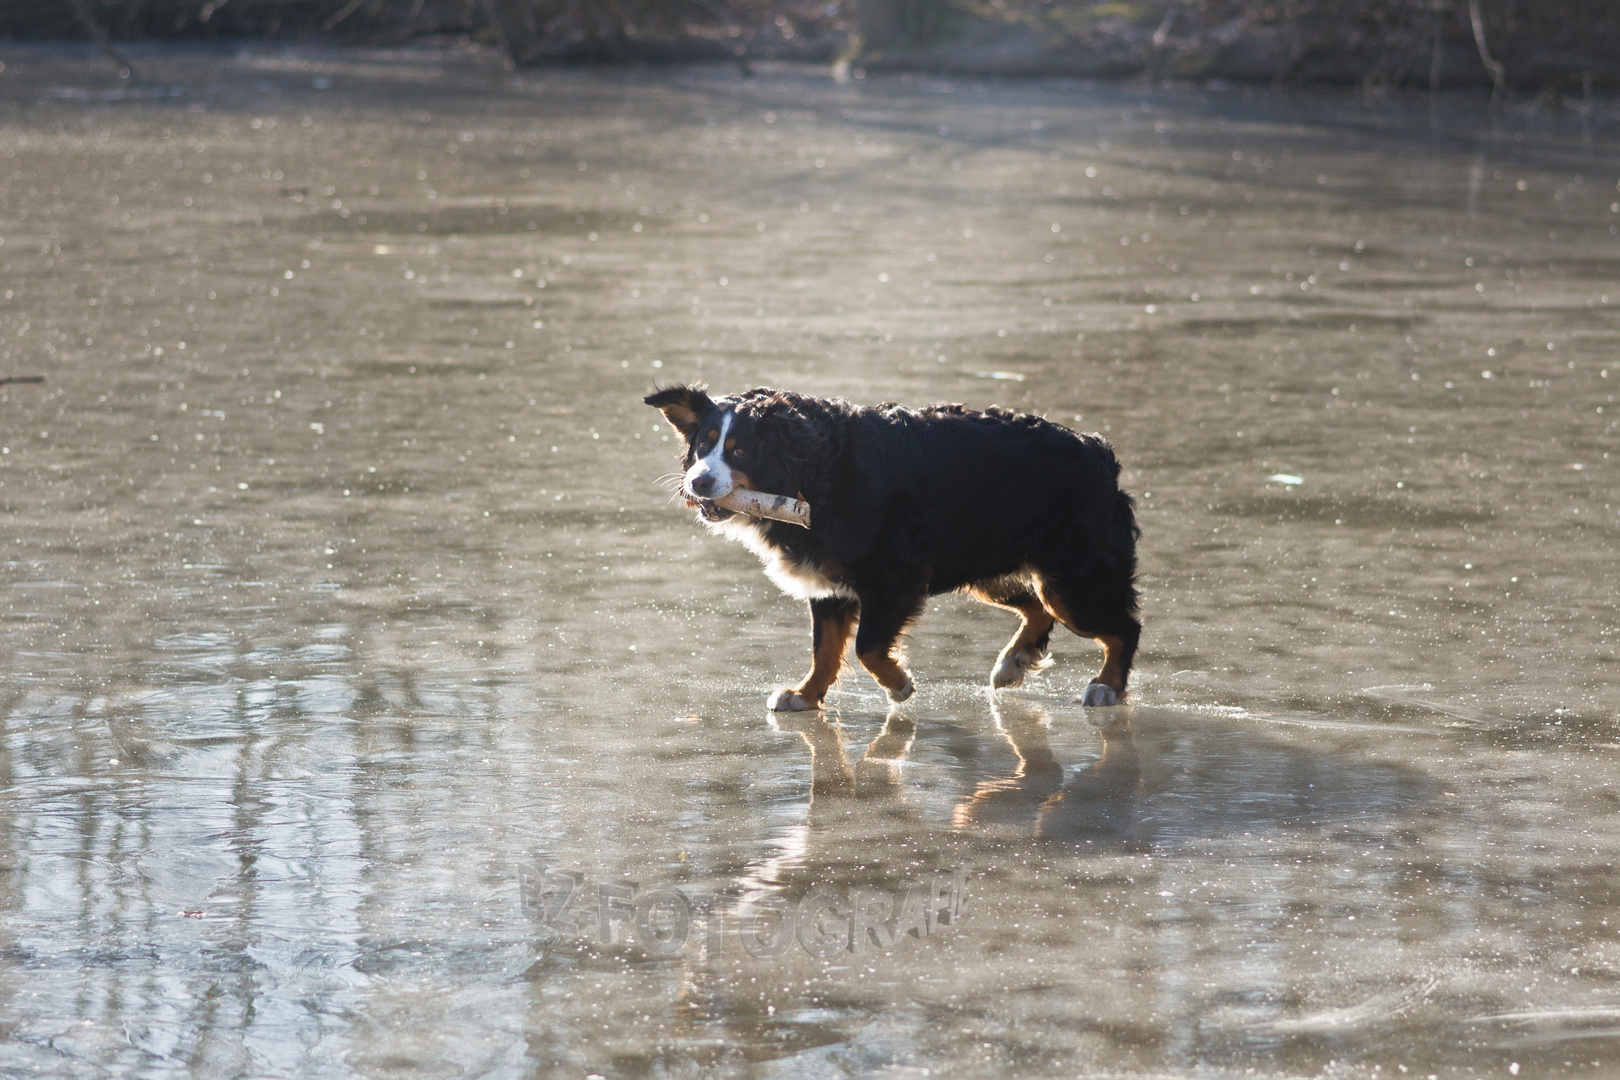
[966,581,1056,689]
[853,587,927,704]
[1033,573,1140,707]
[770,596,859,712]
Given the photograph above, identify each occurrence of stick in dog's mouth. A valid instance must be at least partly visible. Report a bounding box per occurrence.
[687,488,812,528]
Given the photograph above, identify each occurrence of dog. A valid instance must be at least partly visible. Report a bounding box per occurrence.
[645,385,1140,711]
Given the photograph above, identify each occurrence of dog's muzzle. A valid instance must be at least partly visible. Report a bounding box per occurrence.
[688,497,732,522]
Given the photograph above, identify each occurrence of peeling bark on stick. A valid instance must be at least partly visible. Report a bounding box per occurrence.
[716,489,812,529]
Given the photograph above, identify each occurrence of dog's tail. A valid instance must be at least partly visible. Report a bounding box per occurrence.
[1077,434,1138,539]
[1077,436,1140,610]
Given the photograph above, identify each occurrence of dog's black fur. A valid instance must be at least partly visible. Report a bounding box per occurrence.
[646,384,1140,710]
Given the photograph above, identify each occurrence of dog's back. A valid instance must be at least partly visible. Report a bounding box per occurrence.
[843,402,1137,589]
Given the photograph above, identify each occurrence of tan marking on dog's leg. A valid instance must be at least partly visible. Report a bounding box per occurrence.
[1093,634,1127,693]
[797,608,856,703]
[992,599,1056,688]
[1033,581,1080,635]
[857,648,915,703]
[771,607,856,711]
[966,585,1055,689]
[1034,582,1125,705]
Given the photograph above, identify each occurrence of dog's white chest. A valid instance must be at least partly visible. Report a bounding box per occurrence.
[712,517,854,600]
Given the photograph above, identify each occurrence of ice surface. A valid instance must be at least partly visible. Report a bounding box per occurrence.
[0,44,1618,1079]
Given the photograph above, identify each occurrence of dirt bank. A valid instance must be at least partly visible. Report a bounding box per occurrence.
[8,0,1619,96]
[857,0,1620,94]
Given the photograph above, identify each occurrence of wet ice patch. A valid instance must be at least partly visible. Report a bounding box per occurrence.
[1268,473,1304,486]
[1259,979,1437,1034]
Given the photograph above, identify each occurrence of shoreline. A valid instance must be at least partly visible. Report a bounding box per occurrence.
[4,6,1619,101]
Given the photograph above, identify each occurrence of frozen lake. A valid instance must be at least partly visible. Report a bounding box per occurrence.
[2,43,1618,1078]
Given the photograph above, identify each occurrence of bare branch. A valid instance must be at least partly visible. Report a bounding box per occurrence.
[1468,0,1508,98]
[60,0,140,80]
[320,0,368,32]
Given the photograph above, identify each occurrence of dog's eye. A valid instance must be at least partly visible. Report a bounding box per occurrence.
[730,445,747,460]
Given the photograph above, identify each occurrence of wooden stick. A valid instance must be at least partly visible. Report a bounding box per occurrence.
[715,487,811,529]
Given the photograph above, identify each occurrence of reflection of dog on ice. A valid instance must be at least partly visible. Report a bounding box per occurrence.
[724,711,967,960]
[737,710,924,898]
[772,696,1152,848]
[952,694,1151,847]
[771,709,918,803]
[765,693,1440,872]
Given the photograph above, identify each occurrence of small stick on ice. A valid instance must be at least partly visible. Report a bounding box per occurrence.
[715,488,812,529]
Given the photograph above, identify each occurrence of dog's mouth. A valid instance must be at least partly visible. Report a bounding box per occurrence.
[686,497,733,522]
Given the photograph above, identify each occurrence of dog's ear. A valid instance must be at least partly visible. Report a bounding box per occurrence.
[644,384,712,436]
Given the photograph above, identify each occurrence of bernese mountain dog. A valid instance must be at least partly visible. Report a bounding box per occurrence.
[646,385,1140,711]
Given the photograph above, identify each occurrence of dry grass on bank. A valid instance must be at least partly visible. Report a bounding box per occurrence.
[5,0,1615,92]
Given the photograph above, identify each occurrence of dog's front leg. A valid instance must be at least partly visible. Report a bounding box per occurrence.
[769,596,859,712]
[853,587,927,704]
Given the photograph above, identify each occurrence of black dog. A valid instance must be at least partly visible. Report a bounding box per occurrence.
[646,385,1140,710]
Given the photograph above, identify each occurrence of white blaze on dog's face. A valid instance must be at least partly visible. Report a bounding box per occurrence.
[645,384,764,525]
[684,410,735,501]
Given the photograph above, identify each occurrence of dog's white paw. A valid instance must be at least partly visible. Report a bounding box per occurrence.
[1077,682,1119,707]
[991,648,1052,689]
[768,688,820,712]
[991,653,1025,689]
[885,677,915,704]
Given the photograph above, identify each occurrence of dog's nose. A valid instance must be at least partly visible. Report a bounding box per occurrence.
[690,474,716,498]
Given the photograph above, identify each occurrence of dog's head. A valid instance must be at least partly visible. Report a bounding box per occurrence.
[645,384,755,521]
[645,384,818,523]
